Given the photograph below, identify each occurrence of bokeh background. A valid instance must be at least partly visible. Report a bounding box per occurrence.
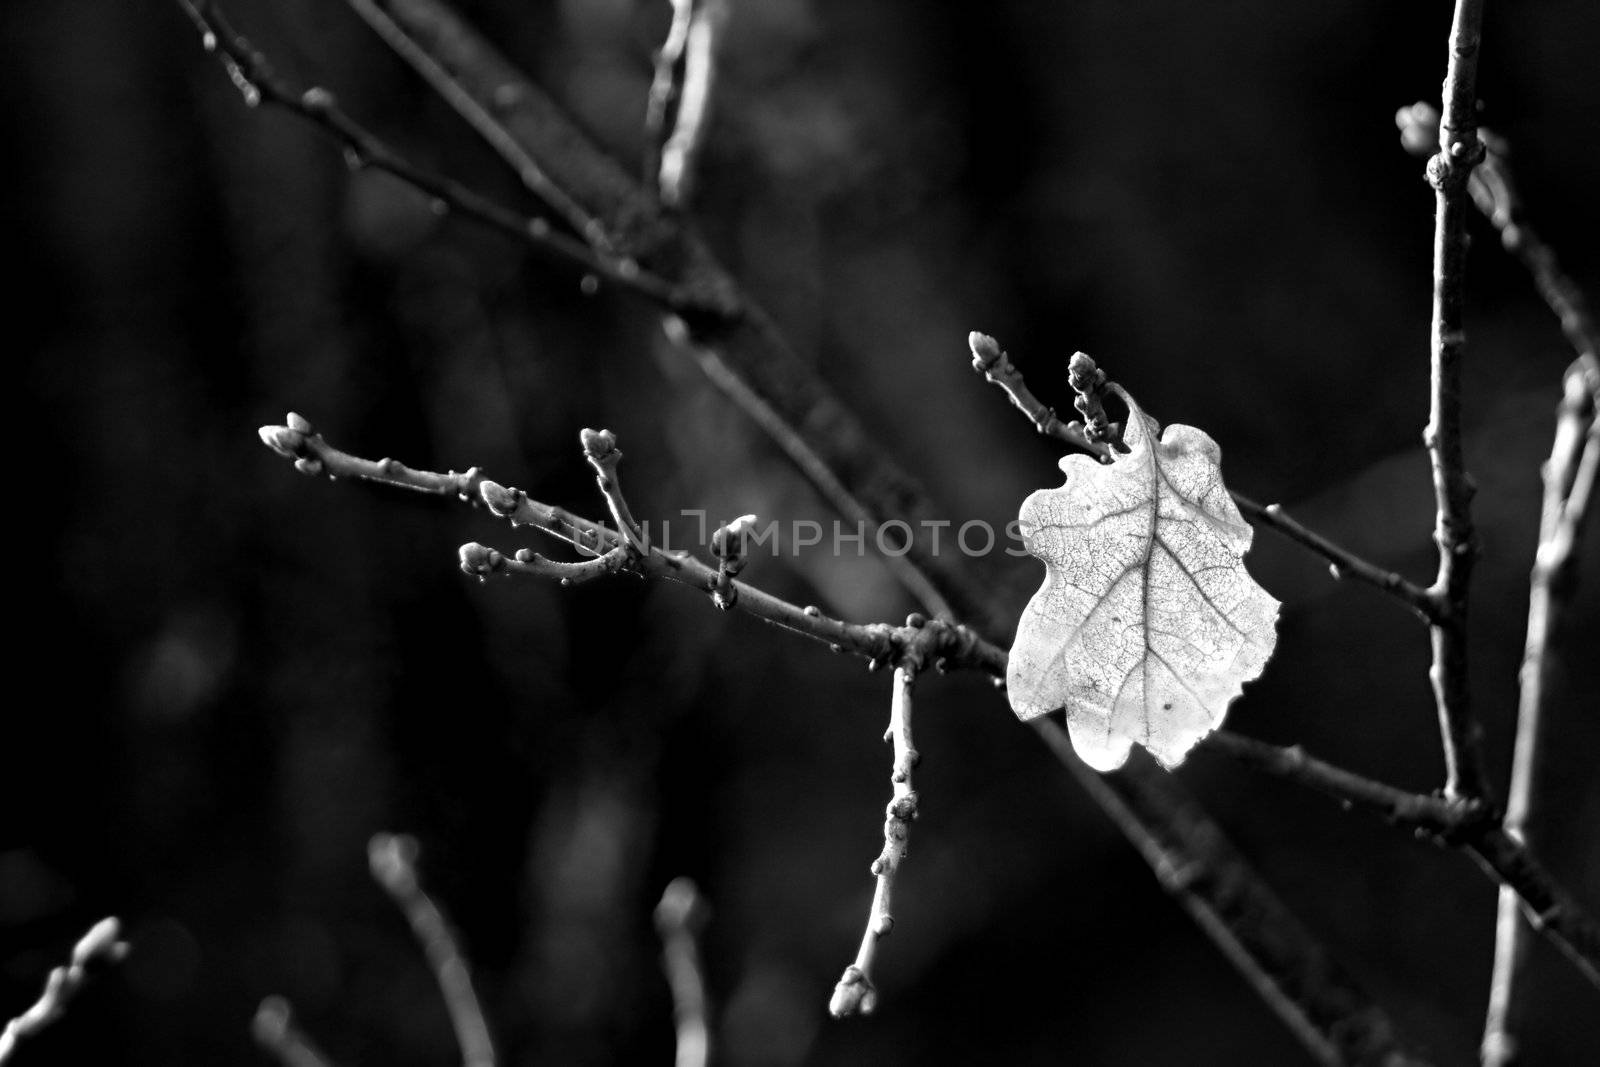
[5,0,1599,1063]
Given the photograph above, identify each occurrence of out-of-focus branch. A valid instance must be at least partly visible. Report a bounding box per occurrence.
[369,834,497,1067]
[654,879,711,1067]
[971,333,1438,619]
[1483,360,1600,1064]
[0,918,129,1065]
[252,997,340,1067]
[1397,103,1600,364]
[1032,731,1421,1066]
[1421,0,1491,801]
[646,0,726,208]
[832,665,922,1018]
[175,1,686,310]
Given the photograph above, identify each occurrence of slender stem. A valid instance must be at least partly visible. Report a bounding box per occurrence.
[654,0,725,208]
[1396,104,1600,365]
[0,919,129,1065]
[654,878,712,1067]
[832,665,920,1018]
[252,997,340,1067]
[369,834,497,1067]
[967,332,1108,459]
[1033,727,1420,1066]
[259,415,1004,676]
[643,0,694,192]
[1423,0,1491,801]
[971,336,1436,618]
[1203,735,1600,992]
[1483,362,1600,1064]
[176,1,688,310]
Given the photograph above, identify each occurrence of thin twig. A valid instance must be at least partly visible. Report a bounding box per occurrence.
[252,997,340,1067]
[369,833,497,1067]
[1032,728,1422,1066]
[259,415,1004,677]
[832,665,921,1018]
[642,0,694,190]
[1203,733,1600,992]
[1483,360,1600,1065]
[1396,104,1600,363]
[654,878,712,1067]
[1422,0,1491,801]
[175,1,687,310]
[1231,496,1437,621]
[656,0,726,208]
[967,332,1108,459]
[971,334,1437,618]
[0,918,129,1065]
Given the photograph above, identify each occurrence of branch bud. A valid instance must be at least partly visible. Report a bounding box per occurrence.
[967,331,1003,373]
[458,543,504,577]
[478,479,522,518]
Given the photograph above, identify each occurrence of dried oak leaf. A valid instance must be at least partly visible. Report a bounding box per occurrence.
[1007,388,1279,770]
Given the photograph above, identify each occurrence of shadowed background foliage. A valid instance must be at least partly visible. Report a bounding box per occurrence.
[5,0,1599,1063]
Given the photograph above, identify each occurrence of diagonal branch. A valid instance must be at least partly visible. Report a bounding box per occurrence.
[175,0,686,310]
[0,919,129,1065]
[1483,360,1600,1064]
[1421,0,1491,801]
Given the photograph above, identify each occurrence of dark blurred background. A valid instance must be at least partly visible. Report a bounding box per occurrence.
[5,0,1599,1063]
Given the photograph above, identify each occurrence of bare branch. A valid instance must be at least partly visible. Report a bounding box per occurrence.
[654,878,712,1067]
[0,918,129,1065]
[967,332,1108,459]
[1397,104,1600,364]
[1230,496,1437,621]
[643,0,693,189]
[656,0,725,208]
[259,415,1004,677]
[832,665,921,1018]
[1033,729,1422,1065]
[175,1,686,309]
[1483,360,1600,1064]
[369,834,497,1067]
[970,335,1436,618]
[1203,732,1600,992]
[252,997,340,1067]
[1422,0,1491,801]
